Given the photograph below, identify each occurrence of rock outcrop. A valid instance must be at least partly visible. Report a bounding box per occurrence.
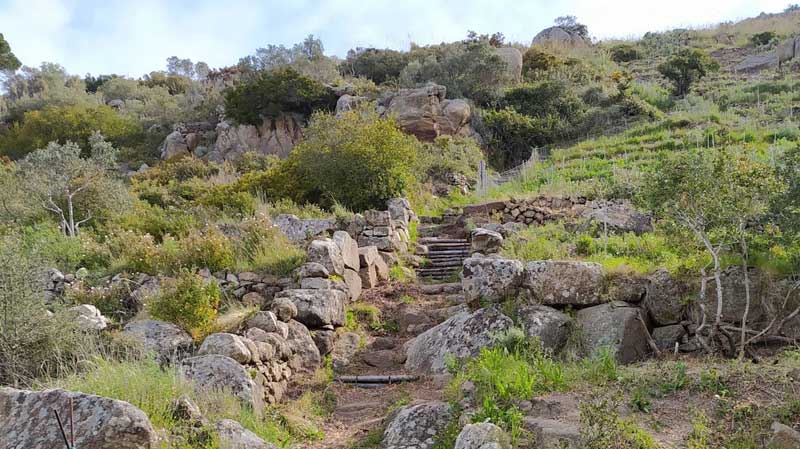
[521,261,606,306]
[493,47,523,83]
[736,36,800,72]
[516,305,572,353]
[455,422,511,449]
[461,255,524,304]
[379,83,477,141]
[532,26,587,47]
[209,115,304,161]
[180,354,261,409]
[0,387,157,449]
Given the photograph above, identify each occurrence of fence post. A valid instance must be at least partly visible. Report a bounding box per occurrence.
[478,160,488,196]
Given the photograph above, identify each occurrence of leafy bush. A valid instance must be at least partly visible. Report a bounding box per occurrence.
[501,80,585,122]
[149,270,220,337]
[580,397,657,449]
[482,107,551,169]
[0,104,142,159]
[400,38,509,106]
[343,48,408,84]
[657,48,719,96]
[417,135,484,184]
[522,47,562,79]
[223,67,336,125]
[750,31,776,47]
[246,108,419,211]
[200,185,256,216]
[176,227,236,272]
[609,44,642,62]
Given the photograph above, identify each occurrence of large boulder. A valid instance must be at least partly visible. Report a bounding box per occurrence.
[383,401,453,449]
[342,268,363,301]
[121,319,193,361]
[642,269,689,326]
[697,266,772,324]
[380,83,475,141]
[532,26,586,47]
[461,255,524,304]
[336,94,368,116]
[576,302,651,363]
[405,306,513,374]
[0,387,157,449]
[198,333,252,364]
[275,289,347,328]
[181,355,260,409]
[470,228,503,254]
[522,417,582,449]
[455,422,511,449]
[307,238,345,276]
[208,114,303,161]
[767,421,800,448]
[521,261,606,306]
[215,419,278,449]
[516,305,572,353]
[493,47,523,83]
[273,215,338,243]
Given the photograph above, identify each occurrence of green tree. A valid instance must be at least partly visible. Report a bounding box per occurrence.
[343,48,408,84]
[482,107,551,169]
[223,67,336,125]
[0,33,21,72]
[640,148,780,354]
[243,108,419,211]
[657,48,719,96]
[0,104,142,159]
[18,133,129,236]
[501,80,584,122]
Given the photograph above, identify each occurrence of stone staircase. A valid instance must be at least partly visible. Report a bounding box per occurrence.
[415,237,471,281]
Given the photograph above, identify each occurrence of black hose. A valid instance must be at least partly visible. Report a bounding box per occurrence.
[53,409,72,449]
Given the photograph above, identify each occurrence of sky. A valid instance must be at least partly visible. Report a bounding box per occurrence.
[0,0,791,77]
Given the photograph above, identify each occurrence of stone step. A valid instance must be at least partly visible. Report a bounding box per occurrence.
[425,261,464,268]
[419,283,462,295]
[419,238,469,244]
[426,249,470,255]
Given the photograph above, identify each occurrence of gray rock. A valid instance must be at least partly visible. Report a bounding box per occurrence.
[522,261,605,306]
[652,324,687,352]
[461,255,524,305]
[455,422,511,449]
[643,269,688,326]
[342,268,363,302]
[359,245,381,267]
[271,297,298,322]
[522,417,582,449]
[516,305,572,353]
[312,329,336,355]
[0,387,157,449]
[470,228,504,254]
[334,230,361,271]
[215,419,278,449]
[285,320,322,372]
[246,312,282,334]
[300,277,348,291]
[160,130,190,160]
[405,306,513,374]
[68,304,109,330]
[275,289,347,328]
[242,292,267,308]
[532,26,586,47]
[331,331,361,371]
[582,202,653,235]
[181,355,259,409]
[767,421,800,448]
[360,263,379,289]
[121,319,193,361]
[307,239,345,276]
[273,214,337,243]
[336,94,368,115]
[492,47,523,83]
[576,302,651,364]
[198,333,252,363]
[294,262,330,279]
[697,266,770,324]
[383,401,453,449]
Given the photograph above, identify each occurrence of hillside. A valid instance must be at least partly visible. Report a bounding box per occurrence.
[1,7,800,449]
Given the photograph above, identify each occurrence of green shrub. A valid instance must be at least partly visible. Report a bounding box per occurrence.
[609,43,642,62]
[113,201,198,241]
[502,80,585,122]
[417,135,484,184]
[133,156,219,185]
[343,48,409,84]
[200,185,256,216]
[581,398,657,449]
[250,108,419,211]
[482,107,548,169]
[223,67,337,125]
[149,270,220,337]
[0,104,142,160]
[0,235,100,386]
[522,47,562,79]
[750,31,776,47]
[657,48,719,96]
[234,217,305,275]
[176,227,236,272]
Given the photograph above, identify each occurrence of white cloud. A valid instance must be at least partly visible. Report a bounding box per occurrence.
[0,0,791,76]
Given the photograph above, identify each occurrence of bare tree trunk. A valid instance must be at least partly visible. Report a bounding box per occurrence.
[698,230,724,341]
[738,236,751,359]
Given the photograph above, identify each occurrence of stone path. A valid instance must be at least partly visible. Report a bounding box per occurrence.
[415,237,470,281]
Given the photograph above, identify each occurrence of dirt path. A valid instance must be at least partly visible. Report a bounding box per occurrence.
[293,279,464,449]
